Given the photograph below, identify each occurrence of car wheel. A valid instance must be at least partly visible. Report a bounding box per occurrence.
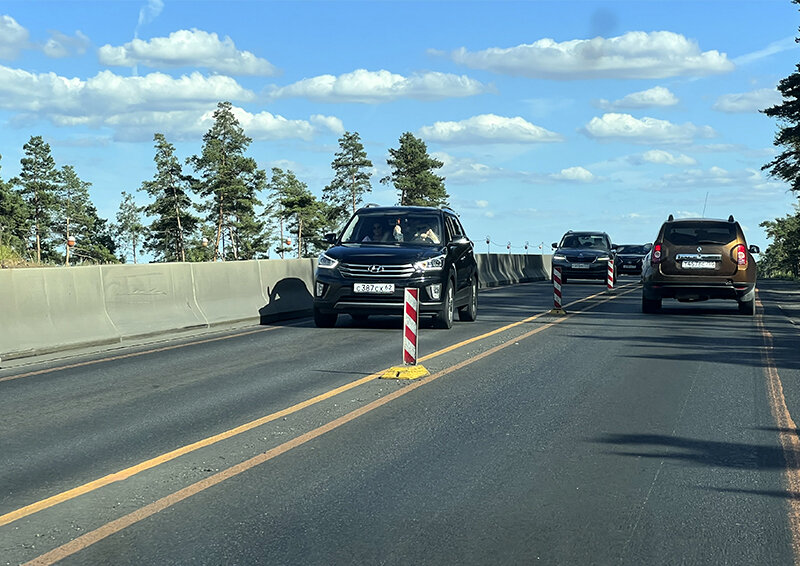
[458,278,478,322]
[314,307,338,328]
[435,279,455,329]
[642,296,662,313]
[738,298,755,316]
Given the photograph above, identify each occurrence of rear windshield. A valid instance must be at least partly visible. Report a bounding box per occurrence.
[663,222,737,246]
[616,245,647,254]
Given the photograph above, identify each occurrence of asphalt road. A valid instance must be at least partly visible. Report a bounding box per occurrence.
[1,277,799,565]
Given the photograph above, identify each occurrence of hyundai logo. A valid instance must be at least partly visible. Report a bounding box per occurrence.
[368,265,383,273]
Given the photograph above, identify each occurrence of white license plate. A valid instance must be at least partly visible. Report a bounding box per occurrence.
[353,283,395,294]
[681,260,716,269]
[571,263,590,269]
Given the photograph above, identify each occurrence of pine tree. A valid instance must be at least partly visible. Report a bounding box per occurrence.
[141,133,198,262]
[187,101,267,261]
[12,136,60,262]
[0,154,29,253]
[114,191,145,264]
[380,132,448,207]
[323,131,373,224]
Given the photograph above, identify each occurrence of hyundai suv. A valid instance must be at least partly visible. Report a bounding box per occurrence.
[641,215,759,314]
[551,231,619,283]
[313,205,478,328]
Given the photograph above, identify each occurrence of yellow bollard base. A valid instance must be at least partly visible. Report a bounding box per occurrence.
[380,364,430,380]
[548,308,567,316]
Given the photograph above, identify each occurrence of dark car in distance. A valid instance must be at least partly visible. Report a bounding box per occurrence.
[551,230,619,283]
[313,205,478,329]
[641,215,759,315]
[616,244,652,276]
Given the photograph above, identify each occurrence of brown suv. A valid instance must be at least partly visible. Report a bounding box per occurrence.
[641,215,760,315]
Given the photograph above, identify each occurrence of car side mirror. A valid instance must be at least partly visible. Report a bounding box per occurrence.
[324,232,337,245]
[551,242,558,248]
[749,245,760,254]
[450,236,470,246]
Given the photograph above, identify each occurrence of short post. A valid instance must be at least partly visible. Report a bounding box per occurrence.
[403,287,419,365]
[607,259,615,292]
[549,266,567,315]
[381,288,430,379]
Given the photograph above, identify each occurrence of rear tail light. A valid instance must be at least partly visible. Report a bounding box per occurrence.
[733,244,747,267]
[651,243,663,265]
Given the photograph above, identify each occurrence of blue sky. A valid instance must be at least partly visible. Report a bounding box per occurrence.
[1,0,798,257]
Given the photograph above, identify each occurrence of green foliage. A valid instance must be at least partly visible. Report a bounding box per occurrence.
[323,131,373,225]
[12,136,60,262]
[759,205,800,278]
[140,133,199,262]
[380,132,448,207]
[187,101,268,261]
[266,168,333,258]
[0,154,30,253]
[114,191,145,263]
[54,165,117,265]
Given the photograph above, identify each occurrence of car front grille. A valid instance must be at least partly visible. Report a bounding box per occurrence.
[339,262,416,278]
[566,255,596,263]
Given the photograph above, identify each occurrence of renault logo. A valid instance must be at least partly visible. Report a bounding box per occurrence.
[368,265,383,273]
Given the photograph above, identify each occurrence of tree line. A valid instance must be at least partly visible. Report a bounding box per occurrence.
[0,101,448,267]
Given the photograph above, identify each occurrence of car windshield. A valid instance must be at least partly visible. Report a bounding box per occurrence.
[340,211,443,246]
[617,245,647,254]
[663,222,736,246]
[560,234,607,249]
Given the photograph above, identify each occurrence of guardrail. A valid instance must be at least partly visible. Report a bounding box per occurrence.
[0,254,551,360]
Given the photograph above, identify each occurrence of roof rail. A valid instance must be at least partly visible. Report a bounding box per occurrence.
[439,205,458,216]
[363,202,381,208]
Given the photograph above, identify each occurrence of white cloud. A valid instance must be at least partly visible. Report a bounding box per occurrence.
[550,166,595,182]
[42,30,91,58]
[476,200,489,208]
[448,31,733,80]
[596,86,678,111]
[713,88,781,113]
[433,151,504,184]
[634,149,697,166]
[583,113,716,144]
[660,166,785,193]
[269,69,490,103]
[137,0,164,30]
[0,65,334,141]
[98,29,278,76]
[420,114,563,144]
[0,15,29,59]
[734,36,799,66]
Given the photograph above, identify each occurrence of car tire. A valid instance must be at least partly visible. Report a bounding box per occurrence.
[314,307,338,328]
[738,298,755,316]
[642,296,662,313]
[435,279,455,329]
[458,278,478,322]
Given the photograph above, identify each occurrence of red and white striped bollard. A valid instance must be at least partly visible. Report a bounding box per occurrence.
[607,259,615,291]
[549,266,566,315]
[403,287,419,365]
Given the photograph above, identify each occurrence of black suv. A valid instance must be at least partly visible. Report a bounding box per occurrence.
[616,244,652,276]
[641,215,760,314]
[313,205,478,328]
[551,231,619,283]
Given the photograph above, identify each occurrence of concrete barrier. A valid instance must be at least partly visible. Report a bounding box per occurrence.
[257,258,315,323]
[0,265,120,359]
[101,263,207,339]
[192,260,266,326]
[0,254,552,360]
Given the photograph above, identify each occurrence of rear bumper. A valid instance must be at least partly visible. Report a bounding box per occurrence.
[642,280,755,302]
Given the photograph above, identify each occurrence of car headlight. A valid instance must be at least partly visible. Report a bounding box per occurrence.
[415,254,446,271]
[596,256,611,262]
[317,253,339,269]
[553,254,567,261]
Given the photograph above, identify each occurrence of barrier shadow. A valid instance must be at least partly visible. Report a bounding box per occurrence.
[259,277,313,325]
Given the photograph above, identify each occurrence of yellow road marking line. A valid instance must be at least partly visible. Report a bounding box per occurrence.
[2,282,636,530]
[25,288,611,566]
[757,297,800,566]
